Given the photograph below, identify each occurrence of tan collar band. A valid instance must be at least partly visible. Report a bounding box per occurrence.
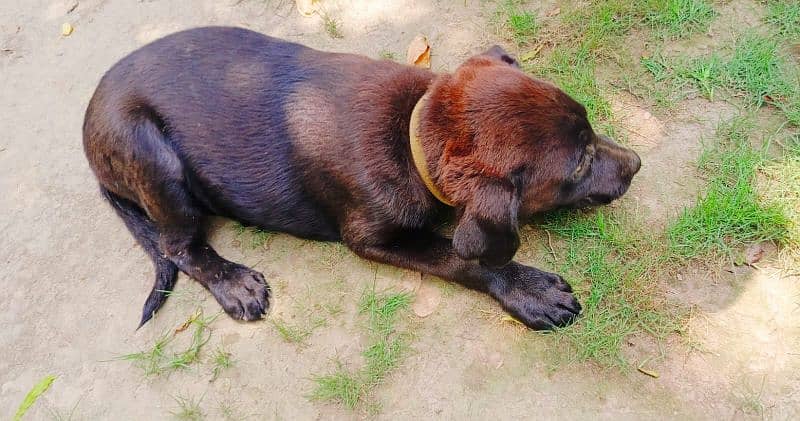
[409,93,453,206]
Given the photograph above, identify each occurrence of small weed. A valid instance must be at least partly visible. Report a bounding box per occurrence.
[678,54,724,100]
[311,285,412,409]
[119,310,217,376]
[210,347,234,381]
[232,222,272,249]
[732,376,767,417]
[645,0,716,39]
[764,0,800,40]
[323,14,343,39]
[378,49,396,60]
[271,317,324,345]
[310,365,363,409]
[495,0,538,46]
[668,116,790,259]
[171,394,204,421]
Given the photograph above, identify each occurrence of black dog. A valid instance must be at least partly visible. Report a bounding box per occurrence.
[83,27,641,330]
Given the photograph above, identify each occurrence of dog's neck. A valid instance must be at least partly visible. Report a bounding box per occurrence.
[409,93,454,206]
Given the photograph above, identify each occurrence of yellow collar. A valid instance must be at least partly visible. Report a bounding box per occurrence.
[409,94,454,206]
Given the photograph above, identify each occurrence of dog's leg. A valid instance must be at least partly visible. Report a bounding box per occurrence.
[87,112,269,322]
[346,230,580,330]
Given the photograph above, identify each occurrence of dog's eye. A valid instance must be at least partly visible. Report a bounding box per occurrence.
[570,144,595,181]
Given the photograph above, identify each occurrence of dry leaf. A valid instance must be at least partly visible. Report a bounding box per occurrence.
[546,7,561,17]
[637,366,660,378]
[61,22,74,37]
[412,277,441,318]
[175,309,201,333]
[295,0,317,17]
[406,35,431,69]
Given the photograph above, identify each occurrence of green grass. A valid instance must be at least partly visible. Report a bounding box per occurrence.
[171,394,204,421]
[531,45,612,125]
[539,210,677,367]
[494,0,539,46]
[271,317,325,345]
[668,116,790,259]
[645,0,716,39]
[323,14,343,39]
[232,222,272,249]
[378,49,396,61]
[311,286,412,409]
[640,32,800,124]
[119,310,217,376]
[764,0,800,40]
[210,347,233,381]
[13,375,56,421]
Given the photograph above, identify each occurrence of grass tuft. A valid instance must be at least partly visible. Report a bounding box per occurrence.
[539,210,677,367]
[232,222,272,249]
[495,0,539,46]
[271,317,325,345]
[764,0,800,40]
[668,116,790,259]
[311,286,412,409]
[645,0,716,39]
[171,394,204,421]
[210,347,234,381]
[323,14,344,39]
[119,310,217,376]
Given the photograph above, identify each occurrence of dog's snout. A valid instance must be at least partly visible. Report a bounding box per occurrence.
[629,150,641,176]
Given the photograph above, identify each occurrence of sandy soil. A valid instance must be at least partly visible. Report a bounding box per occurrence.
[1,0,798,419]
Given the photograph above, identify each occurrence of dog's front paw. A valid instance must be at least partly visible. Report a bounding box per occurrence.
[209,265,270,321]
[491,266,581,330]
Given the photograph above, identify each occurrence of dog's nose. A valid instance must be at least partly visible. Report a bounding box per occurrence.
[629,151,642,176]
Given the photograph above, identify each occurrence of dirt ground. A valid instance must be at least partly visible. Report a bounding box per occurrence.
[1,0,799,419]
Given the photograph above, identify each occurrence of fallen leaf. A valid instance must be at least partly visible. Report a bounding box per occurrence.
[61,22,74,37]
[295,0,317,17]
[406,35,431,69]
[637,366,660,378]
[744,243,766,265]
[546,7,561,17]
[412,277,441,317]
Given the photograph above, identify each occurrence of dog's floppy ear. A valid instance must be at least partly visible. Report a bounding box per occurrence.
[452,177,521,267]
[483,45,519,68]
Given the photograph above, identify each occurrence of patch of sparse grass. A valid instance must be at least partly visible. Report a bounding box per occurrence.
[210,347,233,381]
[311,285,412,409]
[232,222,272,249]
[118,310,217,376]
[645,0,716,39]
[378,49,396,60]
[531,45,613,126]
[640,32,800,124]
[322,14,343,39]
[494,0,539,46]
[764,0,800,40]
[668,116,791,259]
[539,210,678,367]
[561,0,640,52]
[171,394,204,421]
[678,54,724,100]
[271,317,325,345]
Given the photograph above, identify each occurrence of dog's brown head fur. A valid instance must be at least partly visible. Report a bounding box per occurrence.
[419,46,641,267]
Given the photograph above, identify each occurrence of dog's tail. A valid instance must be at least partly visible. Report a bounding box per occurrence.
[100,187,178,329]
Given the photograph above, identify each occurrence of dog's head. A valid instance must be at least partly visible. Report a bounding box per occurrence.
[422,46,641,267]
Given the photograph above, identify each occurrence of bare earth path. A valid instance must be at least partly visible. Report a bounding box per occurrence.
[1,0,798,419]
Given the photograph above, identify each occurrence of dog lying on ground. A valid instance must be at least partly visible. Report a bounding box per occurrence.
[83,27,640,330]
